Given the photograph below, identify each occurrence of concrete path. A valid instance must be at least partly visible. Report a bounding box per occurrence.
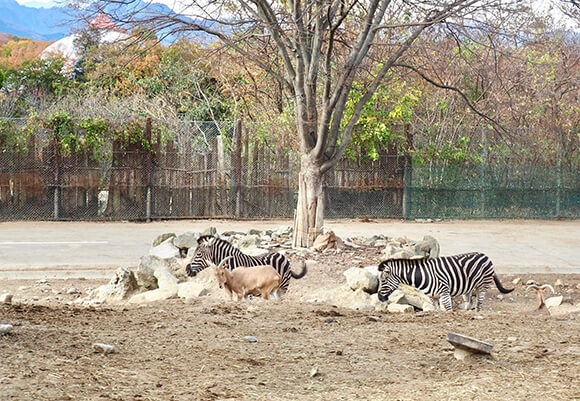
[0,219,578,279]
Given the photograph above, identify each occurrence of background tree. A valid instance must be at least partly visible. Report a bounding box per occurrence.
[80,0,539,246]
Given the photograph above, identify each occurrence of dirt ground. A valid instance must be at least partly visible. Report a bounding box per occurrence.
[1,243,580,401]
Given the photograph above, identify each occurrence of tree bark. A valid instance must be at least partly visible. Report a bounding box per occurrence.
[292,154,324,248]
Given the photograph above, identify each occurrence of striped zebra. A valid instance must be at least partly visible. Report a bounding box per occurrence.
[377,252,513,311]
[185,235,306,294]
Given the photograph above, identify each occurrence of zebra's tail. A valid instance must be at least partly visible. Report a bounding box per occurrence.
[290,260,307,279]
[493,274,514,294]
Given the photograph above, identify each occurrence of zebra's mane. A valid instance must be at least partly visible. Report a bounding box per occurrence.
[385,252,483,267]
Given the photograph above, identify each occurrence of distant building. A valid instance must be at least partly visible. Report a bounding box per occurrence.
[40,13,128,74]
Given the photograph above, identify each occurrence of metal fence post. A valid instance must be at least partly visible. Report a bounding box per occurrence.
[52,134,60,220]
[145,117,153,222]
[234,119,242,217]
[403,159,411,220]
[480,126,487,217]
[556,129,562,217]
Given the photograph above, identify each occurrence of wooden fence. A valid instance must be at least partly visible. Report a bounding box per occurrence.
[0,119,406,220]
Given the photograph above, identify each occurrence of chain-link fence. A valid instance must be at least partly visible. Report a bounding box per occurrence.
[1,117,578,220]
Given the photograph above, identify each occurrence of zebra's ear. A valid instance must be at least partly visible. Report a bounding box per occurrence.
[378,261,387,271]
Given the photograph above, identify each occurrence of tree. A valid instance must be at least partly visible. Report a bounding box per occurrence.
[84,0,533,246]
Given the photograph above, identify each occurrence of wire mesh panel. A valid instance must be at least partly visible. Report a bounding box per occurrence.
[1,118,579,221]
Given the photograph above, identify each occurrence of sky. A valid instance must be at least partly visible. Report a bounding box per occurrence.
[12,0,579,30]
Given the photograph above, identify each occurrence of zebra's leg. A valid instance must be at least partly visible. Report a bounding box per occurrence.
[439,291,453,311]
[475,286,489,311]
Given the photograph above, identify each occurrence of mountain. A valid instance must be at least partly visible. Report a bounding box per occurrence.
[0,0,193,42]
[0,0,74,40]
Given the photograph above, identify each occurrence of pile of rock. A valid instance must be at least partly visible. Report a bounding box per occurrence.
[81,225,296,306]
[339,265,437,313]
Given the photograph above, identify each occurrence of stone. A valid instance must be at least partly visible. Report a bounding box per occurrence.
[149,240,180,260]
[387,290,406,304]
[248,229,263,236]
[387,303,414,313]
[89,267,139,303]
[237,234,262,249]
[174,232,200,250]
[178,267,220,300]
[152,233,176,247]
[554,279,564,287]
[0,324,14,335]
[272,225,292,238]
[154,269,179,292]
[0,293,13,304]
[363,265,380,277]
[343,267,378,293]
[201,227,217,236]
[545,296,563,308]
[396,284,435,310]
[93,343,117,354]
[177,282,211,299]
[447,332,493,357]
[388,249,414,260]
[512,277,521,285]
[128,288,177,304]
[370,294,389,312]
[243,336,258,343]
[310,367,319,378]
[413,235,440,258]
[134,260,158,290]
[312,231,344,252]
[140,254,187,281]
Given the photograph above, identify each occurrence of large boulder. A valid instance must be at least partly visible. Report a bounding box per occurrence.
[237,234,262,250]
[127,269,179,304]
[312,230,344,252]
[414,235,440,258]
[152,233,176,247]
[149,238,180,260]
[343,266,378,294]
[140,254,187,281]
[177,267,221,300]
[174,232,200,251]
[89,267,139,303]
[388,284,436,311]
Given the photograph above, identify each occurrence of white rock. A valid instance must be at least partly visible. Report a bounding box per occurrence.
[177,281,211,299]
[512,277,521,285]
[554,279,563,287]
[243,336,258,343]
[363,265,380,276]
[387,303,414,313]
[154,269,179,292]
[369,293,389,312]
[89,267,139,303]
[93,343,116,354]
[388,290,406,304]
[0,293,13,304]
[0,324,14,335]
[128,288,177,304]
[343,267,378,293]
[545,296,563,308]
[310,367,319,378]
[149,240,180,259]
[174,232,199,249]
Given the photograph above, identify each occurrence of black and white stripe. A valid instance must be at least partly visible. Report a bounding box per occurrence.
[377,252,513,311]
[185,235,306,293]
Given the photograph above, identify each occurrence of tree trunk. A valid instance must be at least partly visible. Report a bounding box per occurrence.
[292,154,325,248]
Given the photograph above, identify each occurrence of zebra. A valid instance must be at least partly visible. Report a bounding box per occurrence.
[377,252,513,311]
[185,235,306,294]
